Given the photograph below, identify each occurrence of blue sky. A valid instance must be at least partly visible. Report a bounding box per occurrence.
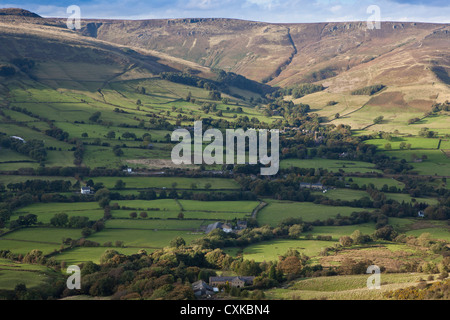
[1,0,449,23]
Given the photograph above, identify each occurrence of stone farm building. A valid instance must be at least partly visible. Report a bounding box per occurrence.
[300,182,324,190]
[192,280,215,297]
[209,276,255,288]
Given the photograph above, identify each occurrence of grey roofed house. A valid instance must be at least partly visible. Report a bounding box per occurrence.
[236,220,248,230]
[81,187,91,194]
[205,222,223,234]
[205,221,233,234]
[192,280,215,297]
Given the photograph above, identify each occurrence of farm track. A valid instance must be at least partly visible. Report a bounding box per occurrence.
[251,201,268,219]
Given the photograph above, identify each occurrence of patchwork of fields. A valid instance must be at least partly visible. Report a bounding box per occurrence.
[0,197,261,264]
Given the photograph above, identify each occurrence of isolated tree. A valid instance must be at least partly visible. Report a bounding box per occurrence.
[129,212,137,219]
[103,206,112,219]
[115,180,126,190]
[115,241,124,248]
[89,111,101,123]
[95,188,110,208]
[278,256,303,276]
[288,224,303,239]
[50,213,69,227]
[98,197,110,209]
[373,225,397,241]
[139,212,148,219]
[350,230,363,244]
[95,188,110,201]
[169,189,178,199]
[122,132,136,140]
[106,131,116,139]
[170,236,186,248]
[142,133,152,143]
[373,116,384,124]
[339,236,353,247]
[81,227,92,238]
[113,148,124,157]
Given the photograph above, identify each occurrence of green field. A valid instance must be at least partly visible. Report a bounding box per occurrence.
[82,145,172,169]
[365,137,441,150]
[85,229,203,248]
[111,209,181,219]
[307,223,377,240]
[112,199,181,211]
[389,218,450,241]
[90,176,240,190]
[109,198,253,219]
[257,200,374,226]
[0,149,36,163]
[0,227,83,255]
[347,177,405,189]
[1,227,82,244]
[54,247,150,265]
[0,239,65,255]
[384,193,439,205]
[11,202,104,224]
[384,150,450,176]
[105,219,206,230]
[0,175,77,185]
[405,228,450,242]
[241,239,336,262]
[178,200,259,213]
[315,189,371,201]
[0,259,58,290]
[280,158,381,173]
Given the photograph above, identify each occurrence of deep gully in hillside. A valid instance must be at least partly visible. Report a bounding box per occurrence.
[264,27,298,83]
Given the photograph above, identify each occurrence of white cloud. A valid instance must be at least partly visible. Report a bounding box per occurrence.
[330,5,342,13]
[186,0,216,10]
[245,0,279,10]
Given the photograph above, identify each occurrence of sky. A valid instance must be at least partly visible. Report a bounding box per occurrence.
[1,0,449,23]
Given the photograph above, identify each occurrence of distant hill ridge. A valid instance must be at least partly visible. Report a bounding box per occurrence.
[0,8,449,98]
[71,18,449,90]
[0,8,41,18]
